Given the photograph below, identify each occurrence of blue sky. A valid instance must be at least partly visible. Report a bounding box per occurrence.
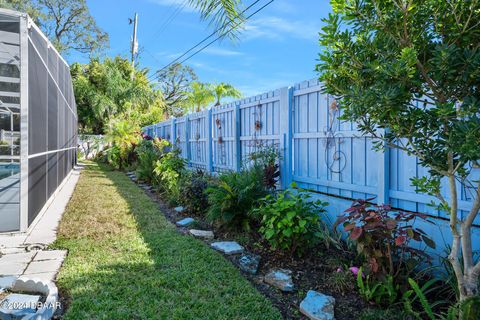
[76,0,332,97]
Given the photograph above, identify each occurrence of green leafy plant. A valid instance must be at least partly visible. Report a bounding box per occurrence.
[335,200,435,278]
[153,147,186,202]
[178,170,213,215]
[252,184,329,256]
[135,138,169,183]
[357,268,399,306]
[206,165,268,229]
[402,278,439,320]
[104,119,139,169]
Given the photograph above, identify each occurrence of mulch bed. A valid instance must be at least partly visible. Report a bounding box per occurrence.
[141,182,375,320]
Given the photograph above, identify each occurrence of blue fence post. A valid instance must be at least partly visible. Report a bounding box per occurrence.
[206,109,213,172]
[170,117,176,145]
[377,129,390,205]
[234,103,241,172]
[185,115,191,167]
[279,86,294,189]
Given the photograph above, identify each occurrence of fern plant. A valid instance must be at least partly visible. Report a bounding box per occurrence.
[206,165,268,229]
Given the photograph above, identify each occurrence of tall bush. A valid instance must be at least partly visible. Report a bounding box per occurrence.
[153,147,186,203]
[318,0,480,301]
[135,138,169,183]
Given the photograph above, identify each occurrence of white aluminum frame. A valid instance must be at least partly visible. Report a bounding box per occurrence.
[19,12,28,232]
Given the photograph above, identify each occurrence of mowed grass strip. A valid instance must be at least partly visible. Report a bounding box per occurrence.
[53,162,281,319]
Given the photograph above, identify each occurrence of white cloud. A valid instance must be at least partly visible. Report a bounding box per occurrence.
[244,16,320,41]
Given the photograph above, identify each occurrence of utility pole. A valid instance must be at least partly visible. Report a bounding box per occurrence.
[129,13,138,80]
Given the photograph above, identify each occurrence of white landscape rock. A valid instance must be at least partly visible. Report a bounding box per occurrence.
[210,241,244,255]
[176,217,195,227]
[299,290,336,320]
[189,229,214,239]
[264,269,295,292]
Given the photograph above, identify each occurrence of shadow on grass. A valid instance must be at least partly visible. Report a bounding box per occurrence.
[54,162,281,319]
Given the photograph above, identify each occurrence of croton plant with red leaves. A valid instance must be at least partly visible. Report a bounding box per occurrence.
[335,198,436,278]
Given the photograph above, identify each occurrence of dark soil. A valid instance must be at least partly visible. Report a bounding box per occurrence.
[140,179,376,320]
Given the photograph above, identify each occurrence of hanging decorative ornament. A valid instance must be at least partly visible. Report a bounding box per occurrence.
[215,118,222,128]
[218,136,223,144]
[255,120,262,131]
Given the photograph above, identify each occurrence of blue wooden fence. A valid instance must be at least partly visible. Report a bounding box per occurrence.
[143,79,478,223]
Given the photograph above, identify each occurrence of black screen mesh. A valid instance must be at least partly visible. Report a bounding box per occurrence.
[27,25,77,226]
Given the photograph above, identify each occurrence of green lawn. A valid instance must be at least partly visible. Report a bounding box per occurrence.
[53,162,281,319]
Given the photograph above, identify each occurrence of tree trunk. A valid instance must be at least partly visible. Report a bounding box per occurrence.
[446,156,480,304]
[460,273,479,301]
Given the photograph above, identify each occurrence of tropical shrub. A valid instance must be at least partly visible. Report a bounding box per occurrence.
[253,184,329,255]
[135,138,169,183]
[206,165,268,229]
[178,170,212,215]
[335,199,435,278]
[104,119,139,169]
[153,147,186,203]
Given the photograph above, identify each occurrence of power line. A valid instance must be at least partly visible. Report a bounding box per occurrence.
[147,0,268,82]
[171,1,275,68]
[150,0,189,41]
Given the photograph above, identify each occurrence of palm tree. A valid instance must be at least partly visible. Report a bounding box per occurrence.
[212,82,242,106]
[188,0,245,40]
[186,82,215,112]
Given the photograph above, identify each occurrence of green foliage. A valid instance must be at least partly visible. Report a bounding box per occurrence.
[71,56,165,134]
[212,82,242,106]
[458,296,480,320]
[135,138,169,183]
[178,170,213,215]
[104,119,139,170]
[105,145,121,169]
[206,165,268,229]
[153,147,186,203]
[357,269,399,306]
[157,63,198,117]
[402,278,439,320]
[335,200,435,277]
[185,82,215,113]
[253,185,329,255]
[187,0,245,41]
[3,0,108,55]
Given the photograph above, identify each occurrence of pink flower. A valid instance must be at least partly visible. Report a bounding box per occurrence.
[349,266,364,278]
[336,267,343,273]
